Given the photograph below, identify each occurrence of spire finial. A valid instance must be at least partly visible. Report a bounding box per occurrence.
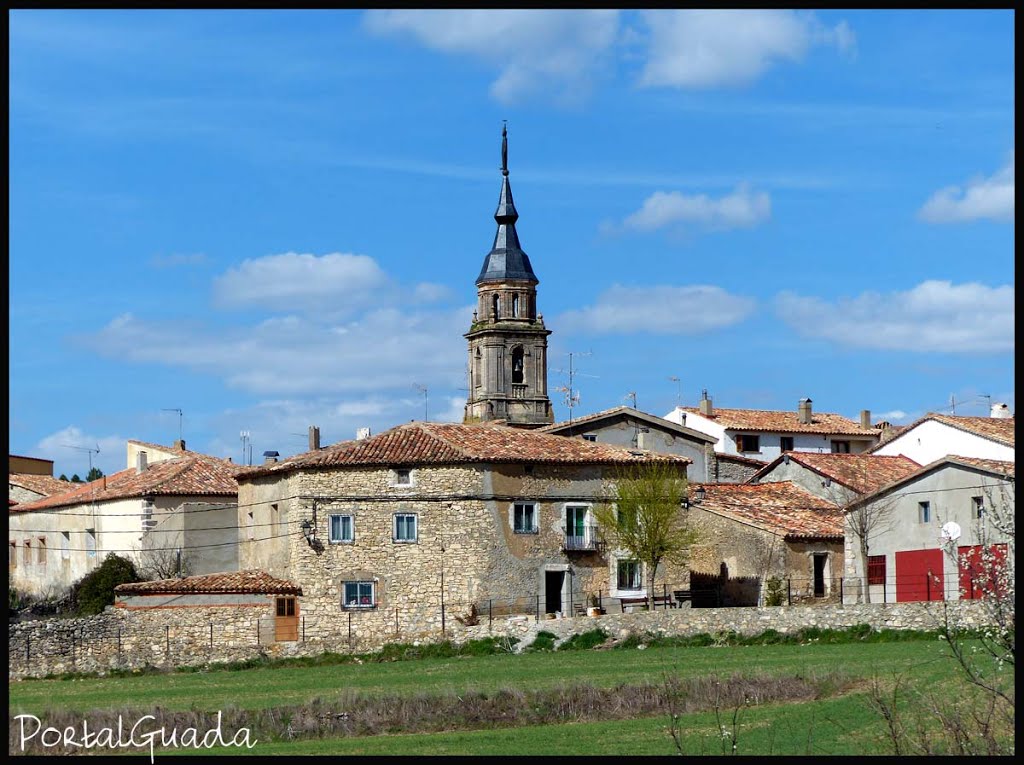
[501,121,508,177]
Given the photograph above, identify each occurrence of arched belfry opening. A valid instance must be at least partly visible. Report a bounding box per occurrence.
[463,124,552,427]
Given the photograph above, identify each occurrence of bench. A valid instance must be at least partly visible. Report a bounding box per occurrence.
[619,595,678,612]
[673,590,693,606]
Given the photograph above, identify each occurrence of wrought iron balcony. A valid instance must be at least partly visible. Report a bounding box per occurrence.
[563,524,601,552]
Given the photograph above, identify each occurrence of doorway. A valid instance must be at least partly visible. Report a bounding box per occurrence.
[275,596,299,641]
[812,554,827,597]
[545,570,565,614]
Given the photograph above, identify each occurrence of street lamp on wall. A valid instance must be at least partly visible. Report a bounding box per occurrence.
[301,518,314,546]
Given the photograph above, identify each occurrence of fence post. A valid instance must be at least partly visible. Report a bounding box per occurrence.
[166,625,170,656]
[488,599,493,627]
[787,578,792,606]
[26,634,30,663]
[536,594,540,622]
[441,603,446,635]
[883,576,887,604]
[663,583,668,608]
[395,607,399,639]
[348,610,352,648]
[926,572,931,601]
[839,578,843,604]
[210,622,213,650]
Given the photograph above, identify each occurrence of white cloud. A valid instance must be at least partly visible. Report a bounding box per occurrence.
[775,280,1014,353]
[213,252,390,313]
[918,153,1015,224]
[619,184,771,233]
[558,285,755,335]
[35,426,126,478]
[875,409,910,423]
[363,10,620,103]
[638,10,853,89]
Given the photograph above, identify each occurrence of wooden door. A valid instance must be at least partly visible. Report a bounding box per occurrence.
[274,597,299,641]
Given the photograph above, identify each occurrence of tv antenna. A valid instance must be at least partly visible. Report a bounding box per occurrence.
[624,391,637,409]
[240,430,252,466]
[669,376,682,406]
[62,443,101,477]
[413,383,428,422]
[162,408,183,442]
[553,350,594,424]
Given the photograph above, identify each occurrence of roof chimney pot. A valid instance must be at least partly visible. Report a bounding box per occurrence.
[174,439,186,451]
[699,391,713,417]
[798,398,813,425]
[860,409,871,429]
[136,451,148,474]
[309,425,321,450]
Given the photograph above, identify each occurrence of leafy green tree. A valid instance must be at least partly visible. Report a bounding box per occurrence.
[72,554,140,615]
[594,461,699,600]
[86,467,105,482]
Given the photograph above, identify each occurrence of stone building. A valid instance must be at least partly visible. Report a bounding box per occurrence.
[686,481,845,606]
[463,126,553,428]
[9,441,241,597]
[234,421,691,642]
[748,451,920,504]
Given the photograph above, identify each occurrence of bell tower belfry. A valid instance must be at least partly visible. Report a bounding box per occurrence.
[464,125,553,427]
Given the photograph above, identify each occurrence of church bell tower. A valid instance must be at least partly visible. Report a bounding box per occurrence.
[463,125,553,427]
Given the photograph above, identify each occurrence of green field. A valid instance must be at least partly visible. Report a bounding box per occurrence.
[8,637,1010,756]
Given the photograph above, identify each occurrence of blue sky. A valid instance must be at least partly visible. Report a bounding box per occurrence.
[9,9,1015,478]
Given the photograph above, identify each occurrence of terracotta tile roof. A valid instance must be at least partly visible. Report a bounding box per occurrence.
[238,421,691,479]
[681,407,879,437]
[844,454,1015,510]
[8,473,73,497]
[11,455,241,513]
[750,452,920,495]
[116,570,301,596]
[693,481,843,540]
[539,406,717,443]
[716,453,768,468]
[127,439,238,465]
[870,413,1015,449]
[947,455,1015,476]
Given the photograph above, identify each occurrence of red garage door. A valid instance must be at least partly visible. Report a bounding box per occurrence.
[958,544,1008,600]
[895,549,944,602]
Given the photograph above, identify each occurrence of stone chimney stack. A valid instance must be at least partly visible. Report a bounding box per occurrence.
[136,450,148,474]
[798,398,813,425]
[860,409,872,429]
[262,451,279,465]
[174,439,186,451]
[308,426,321,450]
[699,389,714,417]
[356,427,372,440]
[990,402,1012,419]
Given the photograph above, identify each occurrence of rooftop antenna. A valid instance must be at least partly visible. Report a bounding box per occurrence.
[240,430,252,466]
[625,391,637,409]
[553,350,594,425]
[413,383,428,422]
[980,393,991,414]
[669,376,681,407]
[162,408,183,442]
[949,393,956,415]
[62,443,100,477]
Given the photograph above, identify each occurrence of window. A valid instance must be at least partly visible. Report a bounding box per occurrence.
[276,597,297,617]
[918,501,931,523]
[513,503,537,533]
[492,293,499,318]
[867,555,886,586]
[9,542,16,569]
[61,532,70,561]
[617,559,642,591]
[142,498,156,533]
[329,514,354,543]
[780,436,794,452]
[474,349,482,388]
[831,440,851,454]
[735,434,760,453]
[23,540,31,565]
[581,434,597,442]
[343,581,375,608]
[512,293,519,317]
[37,538,46,565]
[971,496,984,520]
[85,529,96,557]
[393,469,412,486]
[511,346,525,384]
[394,513,418,543]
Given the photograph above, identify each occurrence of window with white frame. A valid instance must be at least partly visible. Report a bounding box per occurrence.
[394,513,418,543]
[617,559,642,591]
[142,498,156,533]
[85,528,96,557]
[329,514,354,543]
[343,580,375,608]
[392,468,413,487]
[513,503,537,533]
[61,531,70,560]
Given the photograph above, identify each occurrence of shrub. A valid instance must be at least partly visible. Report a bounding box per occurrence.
[71,554,140,615]
[526,631,558,652]
[558,629,609,651]
[764,576,785,606]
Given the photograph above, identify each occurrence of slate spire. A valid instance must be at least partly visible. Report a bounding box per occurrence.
[476,123,538,285]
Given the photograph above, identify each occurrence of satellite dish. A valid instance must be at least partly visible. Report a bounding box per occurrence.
[941,521,962,542]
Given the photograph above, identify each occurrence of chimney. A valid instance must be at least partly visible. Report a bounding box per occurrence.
[699,389,713,417]
[990,402,1012,419]
[136,450,148,474]
[308,425,321,450]
[174,439,186,451]
[798,398,813,425]
[356,427,372,440]
[860,409,871,429]
[262,450,280,465]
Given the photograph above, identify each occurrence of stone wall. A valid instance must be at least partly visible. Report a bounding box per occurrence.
[9,599,996,681]
[713,455,763,483]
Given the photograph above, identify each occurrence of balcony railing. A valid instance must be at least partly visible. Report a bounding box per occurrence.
[511,383,528,399]
[563,524,600,552]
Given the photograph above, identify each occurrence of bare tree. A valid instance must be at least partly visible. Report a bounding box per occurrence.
[842,491,901,604]
[749,532,782,606]
[594,462,698,600]
[137,545,190,580]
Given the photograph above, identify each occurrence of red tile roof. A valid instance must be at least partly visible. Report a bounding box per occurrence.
[11,455,242,513]
[750,452,920,495]
[539,406,717,443]
[844,454,1015,510]
[8,473,74,498]
[867,413,1015,452]
[716,453,768,468]
[947,455,1015,476]
[682,407,879,437]
[693,481,843,540]
[127,439,238,465]
[238,421,691,478]
[116,570,301,596]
